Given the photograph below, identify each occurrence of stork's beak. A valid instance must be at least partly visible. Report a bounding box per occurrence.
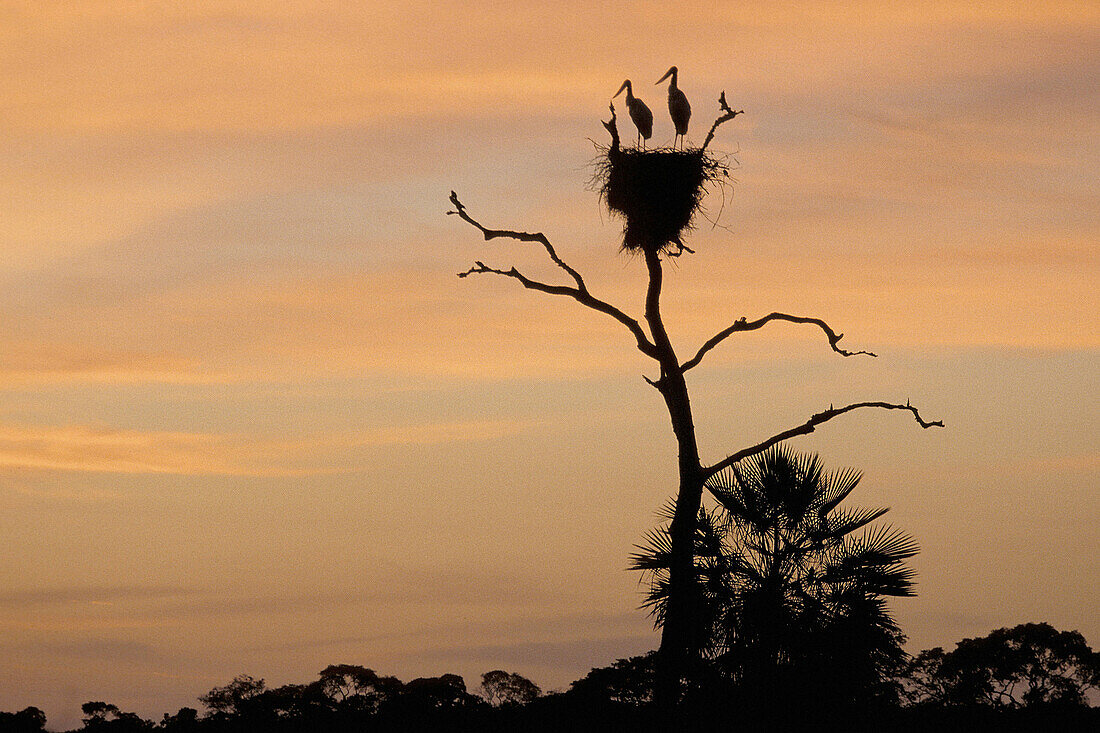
[613,80,629,98]
[656,67,675,84]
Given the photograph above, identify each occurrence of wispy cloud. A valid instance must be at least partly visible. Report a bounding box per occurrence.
[0,419,531,476]
[416,634,656,671]
[0,584,192,608]
[7,2,1094,134]
[1,3,1097,726]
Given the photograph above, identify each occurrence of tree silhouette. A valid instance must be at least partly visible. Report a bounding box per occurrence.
[901,646,952,706]
[632,446,916,719]
[398,674,475,710]
[0,707,46,733]
[79,702,151,732]
[316,664,402,714]
[4,647,1097,732]
[449,85,943,717]
[198,674,266,716]
[567,651,658,706]
[480,670,541,707]
[158,707,199,733]
[903,622,1100,707]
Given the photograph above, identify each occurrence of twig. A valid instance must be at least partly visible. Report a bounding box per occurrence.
[682,312,876,372]
[450,192,657,358]
[703,401,943,480]
[449,191,586,290]
[701,92,744,152]
[603,102,620,152]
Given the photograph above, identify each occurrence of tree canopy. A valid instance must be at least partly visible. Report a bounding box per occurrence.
[904,622,1100,708]
[480,670,541,707]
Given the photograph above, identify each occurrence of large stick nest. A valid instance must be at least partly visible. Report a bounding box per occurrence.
[596,146,726,254]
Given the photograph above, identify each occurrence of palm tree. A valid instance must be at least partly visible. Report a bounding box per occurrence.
[631,445,917,719]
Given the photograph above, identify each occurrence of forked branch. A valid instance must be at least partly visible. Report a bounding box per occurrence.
[450,192,657,358]
[703,401,944,480]
[701,92,744,152]
[450,191,587,290]
[682,312,876,372]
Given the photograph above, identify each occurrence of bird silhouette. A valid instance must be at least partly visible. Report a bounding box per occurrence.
[613,80,653,149]
[656,66,691,149]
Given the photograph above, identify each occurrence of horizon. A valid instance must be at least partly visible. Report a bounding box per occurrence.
[2,2,1098,729]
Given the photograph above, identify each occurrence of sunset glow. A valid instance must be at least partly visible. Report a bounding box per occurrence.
[2,2,1097,727]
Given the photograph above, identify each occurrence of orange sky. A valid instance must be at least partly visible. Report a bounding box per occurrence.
[2,2,1098,728]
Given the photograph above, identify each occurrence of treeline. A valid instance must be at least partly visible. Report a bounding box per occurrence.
[2,622,1097,733]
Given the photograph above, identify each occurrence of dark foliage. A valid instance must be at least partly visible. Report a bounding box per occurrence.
[158,708,199,733]
[901,622,1100,708]
[10,624,1096,733]
[196,675,265,716]
[595,145,726,253]
[568,651,657,706]
[480,670,541,706]
[632,445,917,720]
[876,704,1100,733]
[78,702,152,732]
[0,708,46,733]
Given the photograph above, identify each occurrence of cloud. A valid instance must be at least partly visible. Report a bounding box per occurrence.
[0,636,184,670]
[247,607,655,678]
[4,2,1096,394]
[0,585,192,608]
[1015,452,1100,474]
[0,419,530,475]
[414,634,656,672]
[7,2,1093,135]
[0,342,217,387]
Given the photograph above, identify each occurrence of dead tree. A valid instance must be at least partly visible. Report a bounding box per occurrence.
[449,95,942,720]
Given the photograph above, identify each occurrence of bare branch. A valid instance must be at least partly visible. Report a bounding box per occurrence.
[458,261,580,297]
[451,192,658,358]
[700,91,744,152]
[603,102,620,151]
[703,401,943,480]
[449,191,586,290]
[682,312,876,371]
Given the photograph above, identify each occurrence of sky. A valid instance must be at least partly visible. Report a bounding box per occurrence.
[1,1,1098,728]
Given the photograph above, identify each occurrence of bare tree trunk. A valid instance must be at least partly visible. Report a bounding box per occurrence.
[640,246,705,714]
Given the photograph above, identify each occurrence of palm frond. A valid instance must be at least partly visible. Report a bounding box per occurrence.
[638,577,671,626]
[816,465,863,515]
[821,505,890,540]
[709,466,773,531]
[787,450,826,521]
[655,497,678,521]
[860,565,918,597]
[846,524,920,563]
